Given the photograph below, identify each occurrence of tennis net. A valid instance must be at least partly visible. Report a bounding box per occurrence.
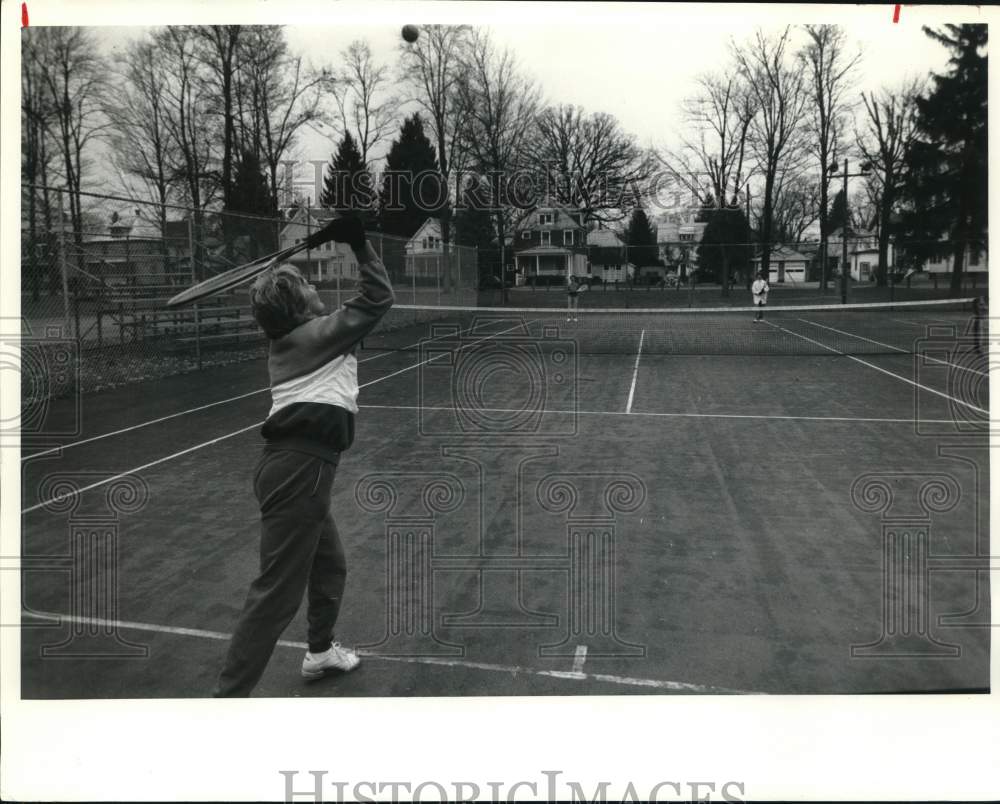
[364,298,987,357]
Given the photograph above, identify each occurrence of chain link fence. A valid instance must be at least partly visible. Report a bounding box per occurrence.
[20,189,480,401]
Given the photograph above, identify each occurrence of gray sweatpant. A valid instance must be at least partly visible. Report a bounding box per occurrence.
[213,449,346,697]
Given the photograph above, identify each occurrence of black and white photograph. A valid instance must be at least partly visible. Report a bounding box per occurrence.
[2,1,998,800]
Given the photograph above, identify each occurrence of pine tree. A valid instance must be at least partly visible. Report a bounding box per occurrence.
[320,131,373,214]
[897,24,987,294]
[379,113,446,238]
[623,207,659,269]
[225,149,278,259]
[454,184,496,250]
[697,206,752,293]
[828,189,848,235]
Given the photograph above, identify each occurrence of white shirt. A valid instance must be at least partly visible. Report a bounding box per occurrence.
[269,353,359,417]
[751,279,769,297]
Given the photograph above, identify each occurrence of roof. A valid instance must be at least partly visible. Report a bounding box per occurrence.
[752,245,809,262]
[587,229,625,247]
[515,246,577,257]
[514,200,586,231]
[406,217,442,246]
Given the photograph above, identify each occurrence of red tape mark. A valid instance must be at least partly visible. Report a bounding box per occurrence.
[893,4,901,23]
[21,2,29,27]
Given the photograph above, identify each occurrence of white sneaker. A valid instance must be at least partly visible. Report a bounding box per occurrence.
[301,642,360,680]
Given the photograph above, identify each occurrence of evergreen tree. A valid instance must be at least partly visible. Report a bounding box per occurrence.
[897,24,987,295]
[225,149,278,259]
[623,207,659,268]
[454,183,496,250]
[697,206,752,294]
[379,113,447,238]
[828,188,848,235]
[320,131,373,214]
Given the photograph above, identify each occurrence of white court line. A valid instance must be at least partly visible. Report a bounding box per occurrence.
[625,329,646,413]
[361,402,960,425]
[21,320,531,515]
[764,321,989,415]
[22,423,261,515]
[796,317,988,378]
[888,316,953,328]
[22,316,519,461]
[22,610,741,694]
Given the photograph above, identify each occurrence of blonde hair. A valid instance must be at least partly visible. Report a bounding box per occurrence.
[249,263,312,339]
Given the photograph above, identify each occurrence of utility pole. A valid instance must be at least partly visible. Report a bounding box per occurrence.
[830,159,872,304]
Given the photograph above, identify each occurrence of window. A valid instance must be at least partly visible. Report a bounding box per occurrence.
[541,231,551,246]
[564,230,574,245]
[679,233,694,242]
[521,231,531,240]
[422,238,428,249]
[538,212,553,225]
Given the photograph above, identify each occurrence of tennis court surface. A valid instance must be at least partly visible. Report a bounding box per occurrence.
[20,298,992,696]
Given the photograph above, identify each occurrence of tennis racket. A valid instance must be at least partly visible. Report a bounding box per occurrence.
[165,219,343,308]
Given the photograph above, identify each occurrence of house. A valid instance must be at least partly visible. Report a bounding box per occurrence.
[656,218,706,274]
[278,207,360,284]
[917,242,987,280]
[750,245,810,284]
[403,217,449,283]
[76,213,167,287]
[826,228,894,282]
[586,228,634,285]
[512,201,588,286]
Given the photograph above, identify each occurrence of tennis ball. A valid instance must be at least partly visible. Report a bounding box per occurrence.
[401,24,419,43]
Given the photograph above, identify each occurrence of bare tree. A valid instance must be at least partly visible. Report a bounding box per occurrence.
[456,29,543,296]
[857,78,922,285]
[21,31,60,300]
[799,24,861,289]
[193,25,242,210]
[105,38,178,239]
[25,27,108,261]
[329,39,398,166]
[659,71,757,213]
[533,104,655,224]
[155,27,221,280]
[236,26,326,210]
[398,24,473,288]
[733,27,809,281]
[771,173,821,244]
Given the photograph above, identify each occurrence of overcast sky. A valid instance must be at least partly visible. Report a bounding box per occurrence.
[83,3,985,207]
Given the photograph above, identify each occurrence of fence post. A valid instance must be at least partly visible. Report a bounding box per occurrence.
[188,217,201,371]
[58,192,75,341]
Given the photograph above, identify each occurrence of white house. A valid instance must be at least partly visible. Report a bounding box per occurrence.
[750,245,810,284]
[586,228,634,284]
[404,217,445,281]
[279,207,360,283]
[921,243,987,278]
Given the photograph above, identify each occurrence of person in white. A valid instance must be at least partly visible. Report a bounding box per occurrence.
[566,275,587,322]
[751,272,769,322]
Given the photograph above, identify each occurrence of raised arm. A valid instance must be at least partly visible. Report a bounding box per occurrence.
[312,241,395,349]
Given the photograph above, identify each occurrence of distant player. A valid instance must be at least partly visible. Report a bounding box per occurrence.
[213,215,393,697]
[751,271,769,322]
[567,274,586,322]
